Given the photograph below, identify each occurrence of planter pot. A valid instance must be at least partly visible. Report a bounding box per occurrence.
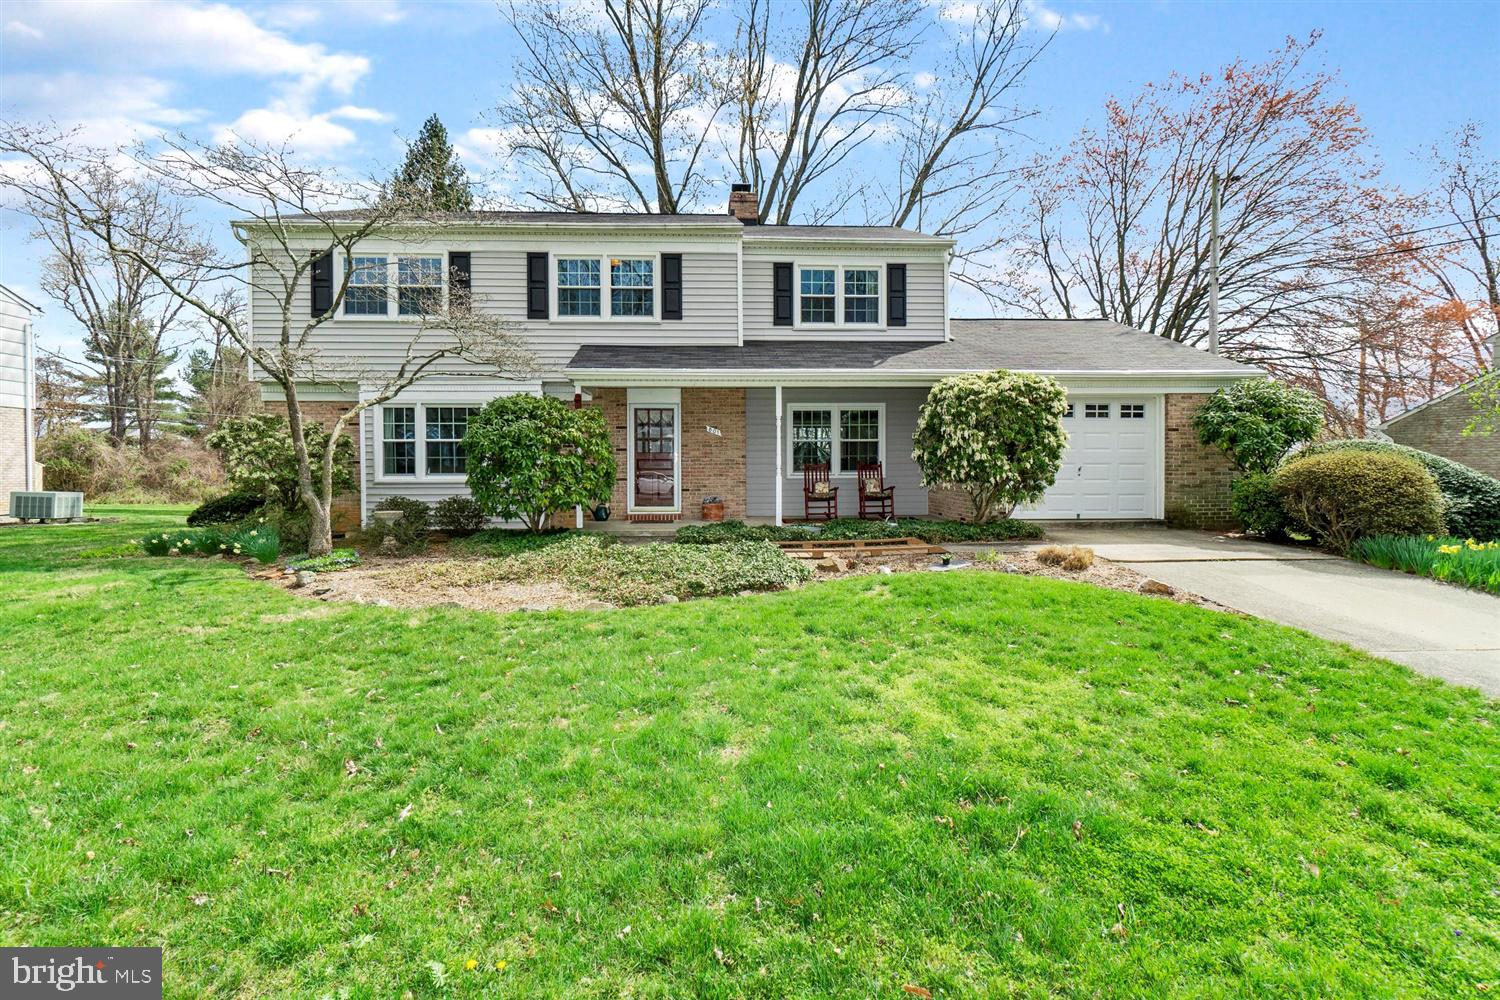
[592,504,611,522]
[701,502,725,522]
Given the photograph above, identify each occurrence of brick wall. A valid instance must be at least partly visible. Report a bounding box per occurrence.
[1384,391,1500,479]
[0,405,29,510]
[681,389,746,518]
[580,388,629,516]
[1163,392,1238,531]
[926,485,972,520]
[262,398,362,533]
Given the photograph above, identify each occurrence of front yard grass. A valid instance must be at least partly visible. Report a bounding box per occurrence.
[1,508,1496,997]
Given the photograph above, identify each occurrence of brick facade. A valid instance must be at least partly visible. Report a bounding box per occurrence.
[262,398,363,533]
[1383,390,1500,479]
[1,404,30,511]
[926,485,972,520]
[1163,392,1238,531]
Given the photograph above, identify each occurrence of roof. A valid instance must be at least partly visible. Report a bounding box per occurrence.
[1378,373,1492,430]
[0,283,42,313]
[566,319,1260,380]
[741,225,952,245]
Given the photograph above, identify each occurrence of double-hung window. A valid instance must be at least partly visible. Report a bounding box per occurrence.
[383,406,416,475]
[344,254,445,317]
[381,405,480,478]
[424,406,479,475]
[798,265,880,327]
[788,404,884,475]
[554,255,657,319]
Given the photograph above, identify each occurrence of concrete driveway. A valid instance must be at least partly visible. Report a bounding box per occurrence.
[1039,525,1500,697]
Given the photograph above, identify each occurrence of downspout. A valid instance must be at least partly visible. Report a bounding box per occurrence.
[23,311,35,490]
[773,384,784,526]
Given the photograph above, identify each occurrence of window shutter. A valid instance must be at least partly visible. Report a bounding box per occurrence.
[449,252,471,292]
[311,252,333,317]
[887,263,906,327]
[526,252,548,319]
[773,261,793,327]
[662,253,683,320]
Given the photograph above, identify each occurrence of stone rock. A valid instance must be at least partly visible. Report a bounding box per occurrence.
[312,586,333,597]
[659,594,680,604]
[291,571,312,589]
[1138,579,1175,596]
[878,565,894,575]
[816,558,838,571]
[379,536,399,555]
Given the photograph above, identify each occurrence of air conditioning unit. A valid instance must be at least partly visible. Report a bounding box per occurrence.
[9,491,85,521]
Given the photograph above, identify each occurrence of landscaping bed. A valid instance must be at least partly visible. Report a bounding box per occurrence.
[1351,534,1500,596]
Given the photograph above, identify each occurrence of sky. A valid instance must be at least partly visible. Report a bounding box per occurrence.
[2,0,1497,362]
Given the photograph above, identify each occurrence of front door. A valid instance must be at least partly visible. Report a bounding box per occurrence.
[632,406,677,509]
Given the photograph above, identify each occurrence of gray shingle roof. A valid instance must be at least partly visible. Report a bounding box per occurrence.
[740,225,949,243]
[566,319,1259,376]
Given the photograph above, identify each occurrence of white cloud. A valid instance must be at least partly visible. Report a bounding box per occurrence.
[938,0,1104,32]
[260,0,407,30]
[217,104,391,157]
[3,72,203,146]
[914,71,937,89]
[4,19,44,40]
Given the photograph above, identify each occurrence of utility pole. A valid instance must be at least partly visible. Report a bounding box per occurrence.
[1208,171,1222,356]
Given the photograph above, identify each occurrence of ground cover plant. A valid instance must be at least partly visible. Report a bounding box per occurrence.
[1351,534,1500,596]
[285,548,362,574]
[675,517,1044,546]
[1,508,1496,997]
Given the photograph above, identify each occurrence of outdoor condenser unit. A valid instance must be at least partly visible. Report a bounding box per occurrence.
[8,491,85,521]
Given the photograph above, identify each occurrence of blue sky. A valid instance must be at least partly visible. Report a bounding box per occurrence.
[3,0,1497,359]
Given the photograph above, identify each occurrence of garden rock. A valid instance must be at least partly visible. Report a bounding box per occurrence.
[291,571,312,589]
[659,594,680,604]
[1139,579,1175,596]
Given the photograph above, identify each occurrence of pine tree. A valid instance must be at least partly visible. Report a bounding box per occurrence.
[394,114,474,212]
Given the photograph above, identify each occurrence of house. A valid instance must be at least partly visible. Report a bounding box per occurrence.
[245,186,1260,531]
[1376,337,1499,478]
[0,283,41,511]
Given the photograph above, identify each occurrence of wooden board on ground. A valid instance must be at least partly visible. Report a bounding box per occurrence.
[775,536,949,559]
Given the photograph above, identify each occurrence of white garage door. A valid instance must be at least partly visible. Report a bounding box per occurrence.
[1026,397,1159,520]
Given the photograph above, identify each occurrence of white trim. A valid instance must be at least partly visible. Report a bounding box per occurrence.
[773,385,784,526]
[783,402,886,480]
[792,261,884,331]
[625,400,682,514]
[570,370,1260,391]
[550,251,662,324]
[372,401,484,484]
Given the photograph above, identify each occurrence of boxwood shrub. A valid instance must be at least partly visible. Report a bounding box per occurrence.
[1294,439,1500,541]
[1230,472,1290,538]
[187,491,266,526]
[1275,451,1444,553]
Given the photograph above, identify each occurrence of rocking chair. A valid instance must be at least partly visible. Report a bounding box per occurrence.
[802,463,839,520]
[856,463,896,520]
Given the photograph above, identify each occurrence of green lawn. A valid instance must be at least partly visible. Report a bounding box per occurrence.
[1,508,1496,998]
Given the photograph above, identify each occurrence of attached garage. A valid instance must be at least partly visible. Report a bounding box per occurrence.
[1027,395,1161,520]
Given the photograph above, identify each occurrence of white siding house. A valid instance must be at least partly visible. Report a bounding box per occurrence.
[0,283,40,510]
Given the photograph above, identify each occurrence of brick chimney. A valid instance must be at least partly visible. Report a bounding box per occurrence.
[728,183,759,224]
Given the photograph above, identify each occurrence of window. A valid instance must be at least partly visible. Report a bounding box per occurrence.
[788,404,883,475]
[843,269,880,324]
[383,406,416,475]
[1063,403,1075,418]
[610,258,654,317]
[425,406,479,475]
[1121,403,1146,419]
[800,268,836,324]
[398,256,444,315]
[790,409,832,470]
[346,255,388,315]
[1084,403,1111,419]
[557,258,601,316]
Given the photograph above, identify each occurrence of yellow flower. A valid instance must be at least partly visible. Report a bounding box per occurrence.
[1438,544,1461,555]
[464,959,477,971]
[495,960,507,971]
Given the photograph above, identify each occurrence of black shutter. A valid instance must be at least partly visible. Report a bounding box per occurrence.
[887,263,906,327]
[662,253,683,320]
[311,252,333,317]
[773,261,793,327]
[449,252,471,292]
[526,252,548,319]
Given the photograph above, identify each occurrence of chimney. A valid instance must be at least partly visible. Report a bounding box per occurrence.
[728,182,759,224]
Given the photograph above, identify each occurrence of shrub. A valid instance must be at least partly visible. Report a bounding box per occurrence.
[134,523,278,563]
[39,429,225,502]
[1036,545,1094,570]
[912,370,1069,522]
[464,395,615,532]
[1274,451,1444,553]
[1351,534,1500,596]
[207,414,356,508]
[1230,473,1290,538]
[449,528,574,557]
[1193,379,1325,473]
[188,491,266,526]
[367,497,432,552]
[434,495,486,536]
[673,518,1046,546]
[1294,439,1500,541]
[675,520,815,544]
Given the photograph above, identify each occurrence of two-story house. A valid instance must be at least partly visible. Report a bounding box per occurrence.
[247,185,1257,531]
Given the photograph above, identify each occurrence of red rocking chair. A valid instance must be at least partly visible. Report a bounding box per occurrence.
[857,463,896,520]
[802,464,839,520]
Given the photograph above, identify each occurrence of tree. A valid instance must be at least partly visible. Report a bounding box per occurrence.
[393,114,474,212]
[32,354,89,437]
[911,370,1068,523]
[0,123,534,555]
[464,395,615,533]
[207,414,356,509]
[183,290,257,437]
[1192,379,1324,474]
[1000,35,1388,382]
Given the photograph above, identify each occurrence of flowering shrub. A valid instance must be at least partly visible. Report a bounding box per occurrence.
[207,414,356,508]
[1351,534,1500,595]
[136,523,280,564]
[912,371,1068,523]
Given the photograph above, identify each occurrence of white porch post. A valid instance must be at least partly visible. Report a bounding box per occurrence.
[773,384,784,526]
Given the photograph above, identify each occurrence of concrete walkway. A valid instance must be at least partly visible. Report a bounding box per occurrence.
[1039,525,1500,697]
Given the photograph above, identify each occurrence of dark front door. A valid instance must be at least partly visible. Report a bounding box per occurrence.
[633,406,676,508]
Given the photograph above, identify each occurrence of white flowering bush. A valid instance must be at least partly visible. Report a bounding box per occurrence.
[912,371,1068,523]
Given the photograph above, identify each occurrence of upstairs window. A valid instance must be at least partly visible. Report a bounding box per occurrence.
[610,257,654,316]
[557,258,601,316]
[345,256,388,315]
[553,255,659,320]
[398,256,444,315]
[798,265,880,327]
[344,253,446,317]
[800,268,836,324]
[843,269,880,324]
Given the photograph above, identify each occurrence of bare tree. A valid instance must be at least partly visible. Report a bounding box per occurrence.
[496,0,727,212]
[184,289,258,436]
[32,354,89,438]
[0,124,534,555]
[1418,122,1499,371]
[24,163,203,449]
[999,35,1389,382]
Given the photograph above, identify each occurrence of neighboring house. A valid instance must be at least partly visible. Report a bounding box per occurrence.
[245,186,1260,531]
[0,283,41,512]
[1376,337,1500,479]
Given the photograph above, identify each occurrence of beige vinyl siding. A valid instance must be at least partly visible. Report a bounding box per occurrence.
[741,254,947,342]
[0,298,32,411]
[745,386,930,518]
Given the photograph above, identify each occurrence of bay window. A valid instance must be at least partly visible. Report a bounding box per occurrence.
[787,404,884,475]
[797,264,881,327]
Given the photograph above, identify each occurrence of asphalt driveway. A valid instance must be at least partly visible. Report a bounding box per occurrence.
[1039,525,1500,697]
